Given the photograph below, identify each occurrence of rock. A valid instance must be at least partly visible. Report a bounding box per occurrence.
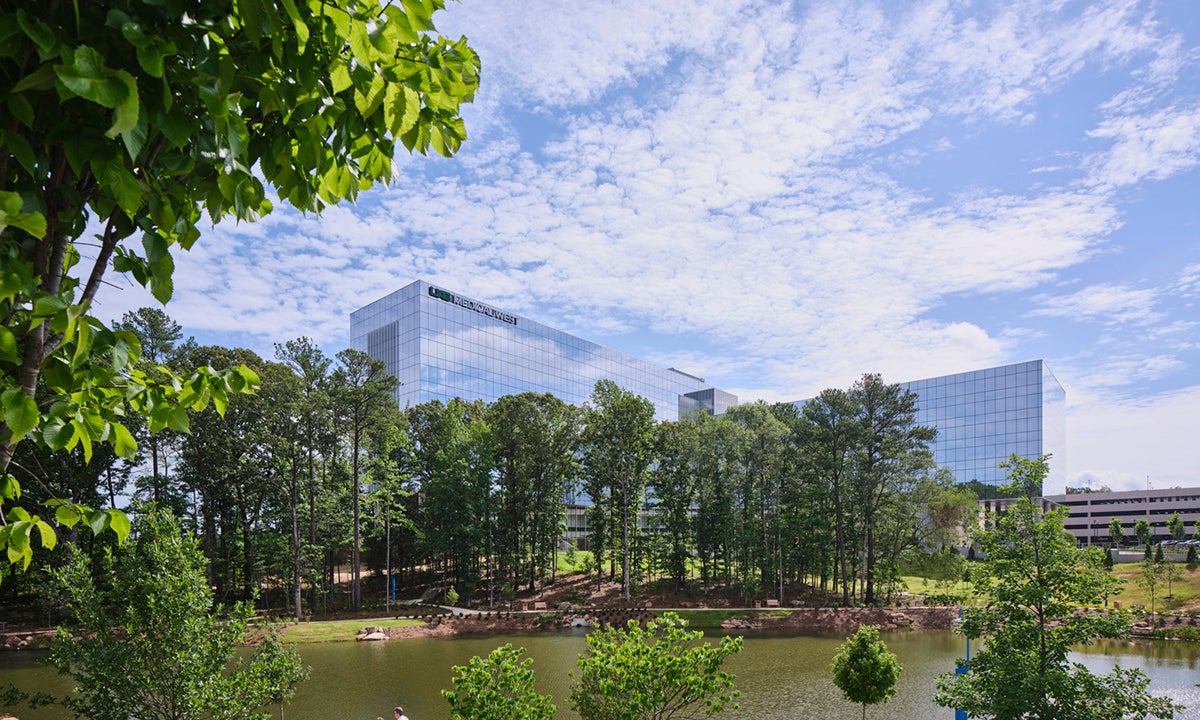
[359,631,389,641]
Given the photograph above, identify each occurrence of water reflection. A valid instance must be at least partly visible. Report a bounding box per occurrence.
[0,631,1195,720]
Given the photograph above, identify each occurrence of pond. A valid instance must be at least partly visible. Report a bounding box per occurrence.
[2,630,1198,719]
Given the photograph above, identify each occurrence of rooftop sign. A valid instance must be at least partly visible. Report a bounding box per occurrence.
[428,286,518,326]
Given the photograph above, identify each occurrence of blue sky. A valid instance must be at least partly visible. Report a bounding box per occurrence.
[96,0,1199,492]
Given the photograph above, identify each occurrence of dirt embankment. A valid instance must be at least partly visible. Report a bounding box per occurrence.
[370,605,958,640]
[720,606,958,632]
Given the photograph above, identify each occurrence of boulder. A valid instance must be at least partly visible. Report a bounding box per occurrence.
[358,631,389,641]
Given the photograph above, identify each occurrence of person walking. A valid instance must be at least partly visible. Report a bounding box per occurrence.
[394,707,409,720]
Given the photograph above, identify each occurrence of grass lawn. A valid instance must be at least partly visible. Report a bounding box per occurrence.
[1110,562,1200,613]
[557,549,593,574]
[900,575,974,598]
[279,617,426,644]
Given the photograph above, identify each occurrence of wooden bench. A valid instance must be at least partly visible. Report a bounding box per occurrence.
[532,601,548,611]
[764,599,780,608]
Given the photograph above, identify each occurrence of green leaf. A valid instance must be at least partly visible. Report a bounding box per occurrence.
[87,509,111,537]
[0,326,17,363]
[107,69,140,137]
[2,388,39,441]
[31,293,68,319]
[41,417,75,450]
[91,155,142,217]
[7,520,30,550]
[55,46,129,109]
[70,419,94,461]
[107,510,131,543]
[279,0,310,53]
[109,421,137,460]
[16,9,57,56]
[167,406,190,433]
[34,520,56,552]
[383,5,419,44]
[12,64,58,94]
[6,93,35,128]
[55,503,82,528]
[400,0,438,32]
[7,521,33,569]
[0,474,18,501]
[210,382,229,416]
[6,506,30,523]
[3,130,36,175]
[143,232,175,303]
[238,0,264,44]
[70,313,93,370]
[0,190,47,238]
[385,84,421,136]
[330,60,352,94]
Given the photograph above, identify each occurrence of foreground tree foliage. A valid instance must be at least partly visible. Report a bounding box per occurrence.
[443,644,556,720]
[38,506,307,720]
[831,624,902,720]
[569,613,742,720]
[935,455,1179,720]
[0,0,479,574]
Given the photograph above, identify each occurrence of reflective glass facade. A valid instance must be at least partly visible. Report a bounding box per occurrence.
[352,283,1066,492]
[902,360,1066,493]
[350,280,732,421]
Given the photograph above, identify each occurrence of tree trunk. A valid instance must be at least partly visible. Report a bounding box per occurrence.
[291,460,302,621]
[351,417,362,613]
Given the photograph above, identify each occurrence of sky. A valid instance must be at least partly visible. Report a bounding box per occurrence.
[94,0,1199,492]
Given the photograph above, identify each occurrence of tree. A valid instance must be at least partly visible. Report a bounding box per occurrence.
[1138,559,1179,613]
[443,644,556,720]
[406,398,494,598]
[580,380,656,601]
[0,0,478,573]
[1134,518,1153,558]
[491,393,580,594]
[650,420,699,593]
[1108,517,1124,548]
[725,402,792,603]
[848,374,935,605]
[692,412,740,595]
[331,349,398,612]
[173,345,282,602]
[831,624,902,720]
[798,388,861,605]
[1163,560,1182,602]
[569,613,742,720]
[114,308,184,502]
[274,337,335,616]
[1167,512,1185,543]
[935,455,1179,720]
[39,506,307,720]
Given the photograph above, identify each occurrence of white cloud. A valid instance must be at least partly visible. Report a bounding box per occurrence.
[1086,105,1200,187]
[1031,283,1160,324]
[1068,384,1200,491]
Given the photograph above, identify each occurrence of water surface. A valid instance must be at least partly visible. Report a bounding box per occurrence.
[1,630,1196,719]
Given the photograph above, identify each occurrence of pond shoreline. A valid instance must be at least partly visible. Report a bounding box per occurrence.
[367,606,959,641]
[6,605,1197,650]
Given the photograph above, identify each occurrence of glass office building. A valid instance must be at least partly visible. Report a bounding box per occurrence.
[353,283,1066,493]
[901,360,1066,493]
[350,280,734,421]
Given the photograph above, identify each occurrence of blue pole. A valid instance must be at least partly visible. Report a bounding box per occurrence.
[955,608,969,720]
